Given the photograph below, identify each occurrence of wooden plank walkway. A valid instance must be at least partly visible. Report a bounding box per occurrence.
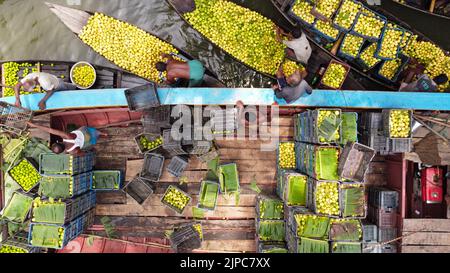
[402,219,450,253]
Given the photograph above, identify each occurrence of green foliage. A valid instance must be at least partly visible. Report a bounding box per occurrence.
[298,237,329,253]
[258,221,285,241]
[100,216,118,239]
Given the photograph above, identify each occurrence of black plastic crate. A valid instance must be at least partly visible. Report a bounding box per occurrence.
[142,105,172,129]
[380,242,398,253]
[360,132,390,154]
[368,206,397,228]
[361,220,377,243]
[140,153,164,182]
[184,140,212,155]
[125,83,160,111]
[369,187,399,209]
[122,176,155,205]
[378,227,397,242]
[162,129,187,155]
[338,142,376,182]
[389,138,412,153]
[359,112,382,134]
[167,156,189,178]
[170,223,202,251]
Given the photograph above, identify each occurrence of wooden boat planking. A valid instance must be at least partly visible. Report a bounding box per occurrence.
[45,2,225,88]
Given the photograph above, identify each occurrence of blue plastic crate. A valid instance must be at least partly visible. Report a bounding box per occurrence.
[29,221,73,249]
[39,172,93,199]
[287,0,316,28]
[338,33,365,61]
[355,43,382,71]
[376,54,409,83]
[332,0,362,32]
[313,19,340,43]
[39,152,95,176]
[374,26,405,60]
[350,10,387,42]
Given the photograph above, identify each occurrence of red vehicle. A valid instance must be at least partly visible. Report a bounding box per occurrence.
[421,167,444,204]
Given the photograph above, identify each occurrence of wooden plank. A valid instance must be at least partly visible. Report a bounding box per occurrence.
[96,192,127,204]
[95,204,256,219]
[401,245,450,253]
[364,173,386,186]
[196,240,255,252]
[123,193,256,207]
[402,232,450,246]
[403,218,450,232]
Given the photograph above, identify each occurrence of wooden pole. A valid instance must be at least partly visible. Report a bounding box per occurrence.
[330,33,345,56]
[429,0,437,13]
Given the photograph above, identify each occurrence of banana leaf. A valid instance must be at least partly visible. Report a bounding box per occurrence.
[258,220,285,242]
[258,199,283,219]
[40,154,71,174]
[329,219,362,241]
[22,138,51,164]
[263,247,289,253]
[199,182,219,209]
[340,113,358,145]
[32,203,66,224]
[315,147,339,180]
[302,216,330,239]
[298,237,329,253]
[31,224,62,248]
[342,185,365,217]
[219,164,239,193]
[38,177,71,199]
[332,242,362,253]
[2,192,32,223]
[287,176,307,206]
[318,115,341,142]
[92,171,120,189]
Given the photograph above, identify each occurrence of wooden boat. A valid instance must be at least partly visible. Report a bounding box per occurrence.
[45,3,225,88]
[167,0,394,91]
[387,0,450,20]
[0,60,150,97]
[377,0,450,51]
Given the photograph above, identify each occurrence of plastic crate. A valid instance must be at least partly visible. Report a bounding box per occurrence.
[355,43,382,71]
[308,178,341,218]
[338,33,365,61]
[376,54,410,83]
[8,158,41,193]
[339,182,366,219]
[286,226,330,253]
[380,242,398,253]
[183,140,212,155]
[2,191,34,224]
[368,187,399,209]
[31,191,96,224]
[374,26,405,60]
[0,237,40,253]
[351,11,387,41]
[162,129,187,155]
[360,132,390,154]
[140,153,164,182]
[210,108,239,136]
[296,143,340,181]
[39,152,95,176]
[313,20,341,43]
[278,171,308,206]
[257,241,288,253]
[378,227,397,242]
[287,1,316,28]
[197,148,219,163]
[219,163,240,194]
[369,206,397,228]
[197,180,219,211]
[39,172,92,199]
[332,0,361,31]
[338,142,376,182]
[362,242,381,253]
[91,170,122,190]
[388,138,412,153]
[123,176,155,205]
[320,60,350,90]
[359,112,383,134]
[331,241,362,253]
[340,112,358,145]
[124,83,159,111]
[0,101,33,135]
[161,185,191,214]
[382,109,413,140]
[142,105,172,129]
[328,219,362,241]
[285,206,330,239]
[134,133,163,154]
[361,220,377,243]
[255,219,286,242]
[297,109,343,144]
[312,0,341,20]
[256,194,284,220]
[167,156,189,178]
[170,223,202,251]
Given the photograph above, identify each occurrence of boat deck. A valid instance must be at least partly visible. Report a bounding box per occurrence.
[45,115,388,253]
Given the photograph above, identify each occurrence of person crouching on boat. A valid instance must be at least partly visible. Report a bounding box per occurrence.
[155,53,205,87]
[26,122,107,155]
[14,72,77,110]
[272,64,312,104]
[275,27,312,65]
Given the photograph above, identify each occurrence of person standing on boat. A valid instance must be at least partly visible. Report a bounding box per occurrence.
[14,72,78,110]
[26,122,107,155]
[155,53,205,87]
[272,64,313,104]
[275,27,312,65]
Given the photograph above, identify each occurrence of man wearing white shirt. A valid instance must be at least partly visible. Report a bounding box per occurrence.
[276,27,312,65]
[14,72,77,110]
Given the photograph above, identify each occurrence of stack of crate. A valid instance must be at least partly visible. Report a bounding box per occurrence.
[359,112,412,154]
[363,187,399,253]
[30,152,97,249]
